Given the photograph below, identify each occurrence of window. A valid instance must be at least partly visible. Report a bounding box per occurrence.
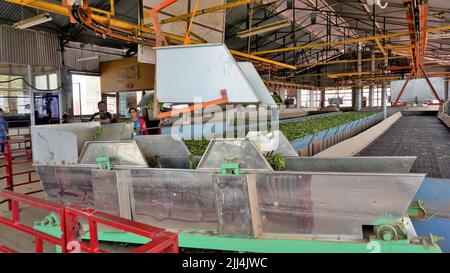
[0,74,29,115]
[324,89,352,107]
[34,73,57,90]
[106,96,117,114]
[72,74,102,116]
[118,91,143,117]
[35,75,48,90]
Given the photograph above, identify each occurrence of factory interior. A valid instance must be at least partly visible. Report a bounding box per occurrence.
[0,0,449,256]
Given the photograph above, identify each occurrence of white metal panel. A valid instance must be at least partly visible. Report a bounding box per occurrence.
[138,44,156,64]
[238,62,277,106]
[156,44,260,104]
[391,77,445,102]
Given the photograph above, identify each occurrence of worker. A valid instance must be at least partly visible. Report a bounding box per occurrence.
[0,108,8,154]
[89,101,112,125]
[62,113,70,124]
[128,107,148,136]
[272,92,283,105]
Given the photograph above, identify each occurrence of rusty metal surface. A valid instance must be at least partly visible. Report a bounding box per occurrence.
[36,166,120,216]
[216,175,253,237]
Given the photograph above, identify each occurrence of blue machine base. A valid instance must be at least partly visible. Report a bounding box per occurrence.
[413,178,450,253]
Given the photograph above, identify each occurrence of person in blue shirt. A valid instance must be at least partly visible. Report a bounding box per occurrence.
[0,108,8,154]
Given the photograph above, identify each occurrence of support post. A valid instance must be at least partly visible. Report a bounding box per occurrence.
[382,58,388,119]
[296,89,302,109]
[355,42,362,111]
[28,65,35,126]
[418,64,444,104]
[393,71,414,106]
[369,51,375,107]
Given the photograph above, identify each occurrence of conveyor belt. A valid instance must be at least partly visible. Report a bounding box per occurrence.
[358,114,450,179]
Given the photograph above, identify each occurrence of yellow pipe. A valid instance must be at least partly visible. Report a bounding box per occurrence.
[327,71,381,78]
[284,70,390,78]
[230,50,297,70]
[296,55,410,69]
[7,0,294,70]
[160,0,253,24]
[374,39,387,56]
[263,81,397,91]
[6,0,198,44]
[263,80,316,89]
[252,25,450,56]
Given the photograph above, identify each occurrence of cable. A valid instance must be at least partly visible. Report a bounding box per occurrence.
[0,78,61,92]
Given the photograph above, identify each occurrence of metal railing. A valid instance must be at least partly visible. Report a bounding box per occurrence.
[0,190,179,253]
[0,124,41,206]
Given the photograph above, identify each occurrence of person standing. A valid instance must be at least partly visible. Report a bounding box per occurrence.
[89,101,112,125]
[0,108,8,154]
[129,107,148,136]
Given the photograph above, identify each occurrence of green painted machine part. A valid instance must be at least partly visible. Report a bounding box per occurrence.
[96,157,111,170]
[93,126,104,140]
[376,225,400,241]
[408,200,438,221]
[220,158,240,175]
[33,215,442,253]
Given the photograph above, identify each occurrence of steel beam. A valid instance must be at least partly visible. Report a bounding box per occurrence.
[251,25,450,56]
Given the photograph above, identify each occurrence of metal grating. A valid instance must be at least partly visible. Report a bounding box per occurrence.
[358,115,450,179]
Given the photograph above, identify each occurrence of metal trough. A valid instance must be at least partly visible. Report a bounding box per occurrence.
[32,124,425,241]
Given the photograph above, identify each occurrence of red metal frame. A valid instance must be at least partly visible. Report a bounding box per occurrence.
[0,125,41,205]
[418,63,444,104]
[151,0,178,46]
[64,206,178,253]
[0,190,178,253]
[0,190,68,253]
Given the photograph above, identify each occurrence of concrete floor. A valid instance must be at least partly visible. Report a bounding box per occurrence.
[0,157,53,252]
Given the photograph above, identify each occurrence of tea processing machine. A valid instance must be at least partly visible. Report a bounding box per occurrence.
[30,44,444,253]
[30,122,442,253]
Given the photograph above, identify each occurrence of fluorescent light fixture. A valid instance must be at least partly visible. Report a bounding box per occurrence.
[76,56,100,62]
[13,13,53,29]
[237,19,291,38]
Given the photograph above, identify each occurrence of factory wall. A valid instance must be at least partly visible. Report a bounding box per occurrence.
[100,57,155,93]
[0,25,60,67]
